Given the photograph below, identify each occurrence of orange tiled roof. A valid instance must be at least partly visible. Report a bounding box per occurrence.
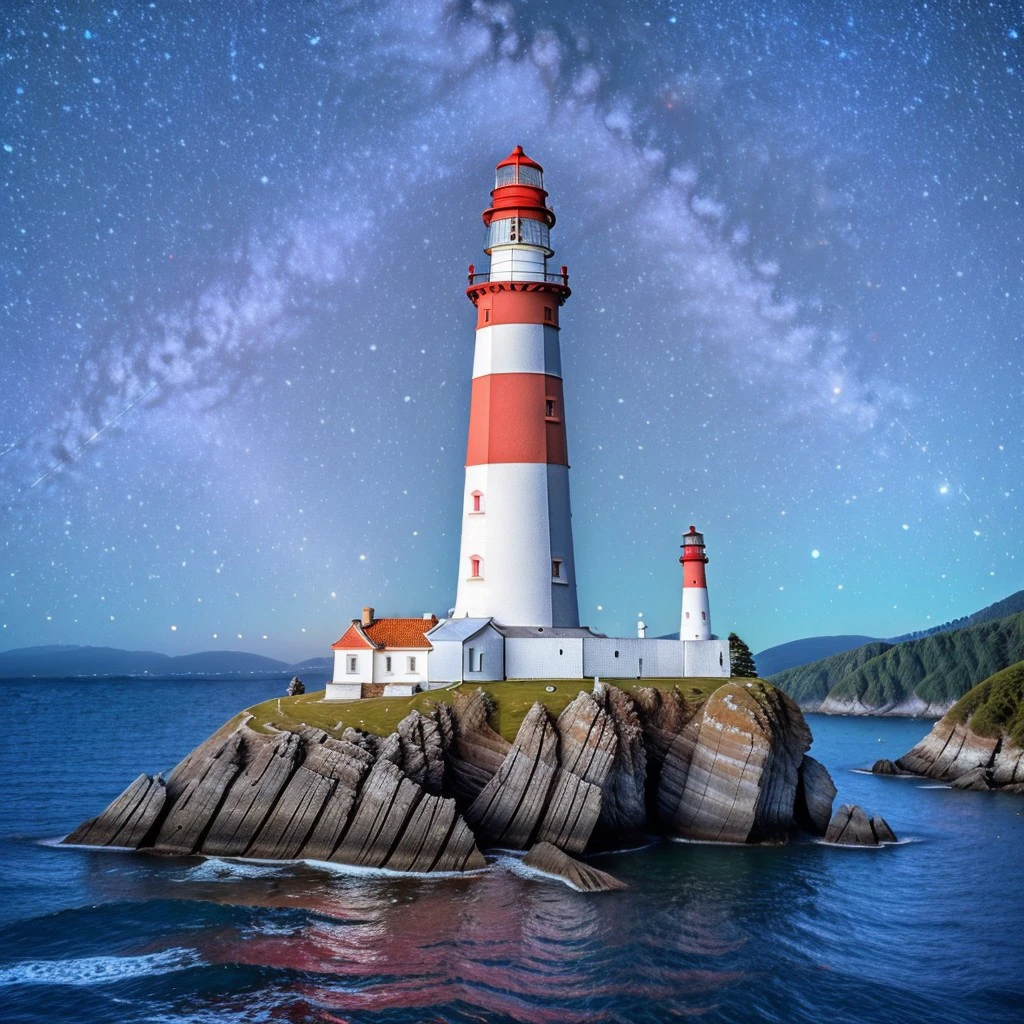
[331,616,438,651]
[365,616,438,649]
[331,623,372,650]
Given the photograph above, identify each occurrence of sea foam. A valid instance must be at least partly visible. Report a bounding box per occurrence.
[0,947,202,988]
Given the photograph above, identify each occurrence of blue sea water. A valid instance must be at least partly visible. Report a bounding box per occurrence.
[1,678,1022,1023]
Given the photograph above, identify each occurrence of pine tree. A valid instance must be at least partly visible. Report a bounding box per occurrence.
[728,632,758,678]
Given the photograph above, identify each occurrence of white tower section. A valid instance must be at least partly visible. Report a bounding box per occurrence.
[452,147,579,627]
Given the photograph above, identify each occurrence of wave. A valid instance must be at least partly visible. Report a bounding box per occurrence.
[0,947,202,988]
[175,857,297,882]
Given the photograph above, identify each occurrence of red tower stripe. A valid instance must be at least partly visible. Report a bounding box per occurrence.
[466,374,568,466]
[682,561,708,589]
[470,285,565,329]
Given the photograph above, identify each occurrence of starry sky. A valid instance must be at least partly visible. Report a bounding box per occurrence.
[2,1,1021,662]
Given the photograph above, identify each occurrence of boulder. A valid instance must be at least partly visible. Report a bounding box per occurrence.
[949,766,992,791]
[286,676,305,696]
[522,842,626,893]
[824,804,898,846]
[795,755,837,835]
[657,682,811,843]
[870,816,897,843]
[871,759,907,775]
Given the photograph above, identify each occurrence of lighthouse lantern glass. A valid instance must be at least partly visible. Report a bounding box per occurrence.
[494,164,543,189]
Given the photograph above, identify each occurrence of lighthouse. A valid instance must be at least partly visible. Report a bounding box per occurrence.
[680,526,712,641]
[452,147,579,627]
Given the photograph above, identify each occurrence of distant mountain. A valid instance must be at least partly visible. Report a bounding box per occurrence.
[0,644,292,679]
[755,588,1024,677]
[287,656,333,674]
[755,635,880,677]
[887,588,1024,643]
[767,611,1024,717]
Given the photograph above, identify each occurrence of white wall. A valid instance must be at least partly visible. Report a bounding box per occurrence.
[371,648,427,686]
[454,462,556,625]
[488,244,547,281]
[505,637,583,679]
[547,465,579,627]
[325,682,362,701]
[680,588,712,640]
[636,639,685,678]
[471,323,561,379]
[427,640,463,685]
[462,628,506,682]
[684,639,730,677]
[333,649,371,684]
[583,638,641,679]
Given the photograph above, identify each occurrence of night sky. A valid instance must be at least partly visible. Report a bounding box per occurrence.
[2,1,1021,661]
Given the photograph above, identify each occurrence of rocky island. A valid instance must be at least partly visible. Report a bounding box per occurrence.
[66,677,894,890]
[872,661,1024,792]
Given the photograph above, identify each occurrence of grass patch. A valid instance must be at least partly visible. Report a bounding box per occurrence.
[243,676,736,743]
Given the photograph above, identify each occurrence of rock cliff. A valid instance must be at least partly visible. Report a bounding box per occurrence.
[871,662,1024,793]
[66,679,855,890]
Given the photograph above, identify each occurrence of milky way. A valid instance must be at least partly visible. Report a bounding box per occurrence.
[2,1,1021,658]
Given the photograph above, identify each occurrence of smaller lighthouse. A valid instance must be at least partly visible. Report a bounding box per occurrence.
[680,526,712,641]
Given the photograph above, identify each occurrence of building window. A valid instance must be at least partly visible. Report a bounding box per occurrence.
[346,656,358,674]
[385,656,392,673]
[470,555,483,579]
[407,656,417,673]
[471,491,483,513]
[720,651,724,667]
[467,647,476,672]
[551,558,562,579]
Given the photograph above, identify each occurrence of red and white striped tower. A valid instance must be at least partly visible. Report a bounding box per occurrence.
[680,526,713,641]
[453,147,579,627]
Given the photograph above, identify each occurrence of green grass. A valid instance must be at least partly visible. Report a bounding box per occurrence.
[243,677,733,743]
[946,660,1024,748]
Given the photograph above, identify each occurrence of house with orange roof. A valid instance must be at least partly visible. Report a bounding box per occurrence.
[326,607,438,700]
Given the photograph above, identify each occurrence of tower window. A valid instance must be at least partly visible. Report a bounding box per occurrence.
[544,306,552,322]
[702,612,706,620]
[614,650,619,658]
[484,309,490,322]
[551,558,562,579]
[471,491,483,513]
[545,397,560,422]
[685,611,690,619]
[470,556,483,579]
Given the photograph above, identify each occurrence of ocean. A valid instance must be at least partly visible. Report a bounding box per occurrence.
[0,677,1021,1023]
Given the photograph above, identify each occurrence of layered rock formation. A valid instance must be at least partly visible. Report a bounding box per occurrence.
[66,679,857,890]
[871,662,1024,793]
[872,718,1024,792]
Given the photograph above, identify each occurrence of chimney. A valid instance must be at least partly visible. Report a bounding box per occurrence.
[361,606,374,627]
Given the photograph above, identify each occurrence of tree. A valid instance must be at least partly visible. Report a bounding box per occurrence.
[728,632,758,678]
